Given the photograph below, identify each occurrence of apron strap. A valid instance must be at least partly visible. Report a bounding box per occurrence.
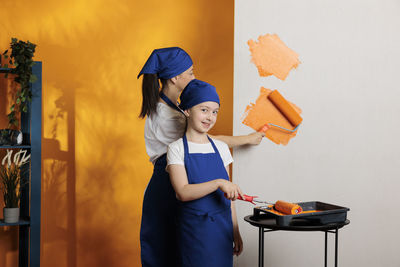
[159,91,184,114]
[183,134,189,156]
[206,135,222,158]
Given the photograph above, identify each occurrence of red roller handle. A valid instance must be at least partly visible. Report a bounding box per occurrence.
[237,194,257,205]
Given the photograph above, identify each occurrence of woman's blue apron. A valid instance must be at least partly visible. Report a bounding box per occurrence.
[140,92,183,267]
[140,154,179,266]
[177,135,233,267]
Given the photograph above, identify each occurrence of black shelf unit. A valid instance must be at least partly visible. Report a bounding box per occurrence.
[0,62,42,267]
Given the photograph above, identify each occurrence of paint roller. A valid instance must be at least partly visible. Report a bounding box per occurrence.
[258,90,302,133]
[238,195,303,215]
[274,200,303,215]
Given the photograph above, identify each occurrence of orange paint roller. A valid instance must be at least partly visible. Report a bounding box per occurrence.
[274,200,303,215]
[238,195,303,215]
[258,90,302,133]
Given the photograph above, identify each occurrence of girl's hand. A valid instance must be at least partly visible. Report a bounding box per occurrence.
[233,228,243,256]
[246,132,265,145]
[218,180,243,200]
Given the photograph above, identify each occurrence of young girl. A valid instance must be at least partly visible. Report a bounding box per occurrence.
[167,79,243,267]
[138,47,263,267]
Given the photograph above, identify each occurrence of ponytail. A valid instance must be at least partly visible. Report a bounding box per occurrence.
[139,74,168,118]
[139,74,160,118]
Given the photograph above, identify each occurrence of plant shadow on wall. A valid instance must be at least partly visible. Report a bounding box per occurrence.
[41,68,137,267]
[38,37,143,266]
[42,88,78,267]
[73,68,143,267]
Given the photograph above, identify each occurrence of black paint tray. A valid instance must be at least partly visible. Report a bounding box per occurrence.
[253,201,350,226]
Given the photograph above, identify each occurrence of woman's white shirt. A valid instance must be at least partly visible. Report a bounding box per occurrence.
[144,102,186,164]
[167,137,233,168]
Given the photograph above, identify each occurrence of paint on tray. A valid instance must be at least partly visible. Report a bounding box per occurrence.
[248,34,300,81]
[242,87,302,145]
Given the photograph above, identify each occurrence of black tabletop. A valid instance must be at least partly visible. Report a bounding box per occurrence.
[244,214,350,231]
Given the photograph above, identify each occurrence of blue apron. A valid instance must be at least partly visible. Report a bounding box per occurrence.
[140,93,183,267]
[140,154,179,267]
[178,135,233,267]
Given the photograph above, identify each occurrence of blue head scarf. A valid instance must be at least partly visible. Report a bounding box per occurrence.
[137,47,193,79]
[179,79,220,110]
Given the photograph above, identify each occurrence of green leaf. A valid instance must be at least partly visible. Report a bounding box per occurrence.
[29,74,37,83]
[16,98,20,104]
[22,106,27,113]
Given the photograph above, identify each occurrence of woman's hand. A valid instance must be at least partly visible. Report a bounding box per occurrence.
[233,228,243,256]
[218,179,243,200]
[246,132,265,145]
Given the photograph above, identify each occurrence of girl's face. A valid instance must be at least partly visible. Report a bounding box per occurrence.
[185,101,219,133]
[175,66,195,90]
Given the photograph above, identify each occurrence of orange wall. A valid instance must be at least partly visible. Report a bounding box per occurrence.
[0,1,233,266]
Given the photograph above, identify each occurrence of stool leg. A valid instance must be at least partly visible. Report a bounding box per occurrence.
[325,231,328,267]
[259,227,264,267]
[335,228,338,267]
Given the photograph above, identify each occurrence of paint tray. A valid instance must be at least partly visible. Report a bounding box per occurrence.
[253,201,349,226]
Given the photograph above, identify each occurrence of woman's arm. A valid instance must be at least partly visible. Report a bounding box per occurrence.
[210,132,265,148]
[167,164,243,202]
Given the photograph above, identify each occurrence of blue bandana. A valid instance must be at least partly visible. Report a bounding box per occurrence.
[137,47,193,79]
[179,79,220,110]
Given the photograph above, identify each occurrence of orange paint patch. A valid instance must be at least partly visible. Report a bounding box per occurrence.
[242,87,302,145]
[248,34,300,80]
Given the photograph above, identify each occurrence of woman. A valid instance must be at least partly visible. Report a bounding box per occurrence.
[138,47,263,267]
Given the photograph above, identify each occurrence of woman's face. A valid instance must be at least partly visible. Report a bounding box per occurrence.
[185,101,219,133]
[175,66,195,90]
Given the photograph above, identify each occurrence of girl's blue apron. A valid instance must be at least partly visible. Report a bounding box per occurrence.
[177,135,233,267]
[140,92,183,267]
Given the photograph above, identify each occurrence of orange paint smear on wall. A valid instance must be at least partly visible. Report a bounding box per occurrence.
[248,34,300,80]
[242,87,302,145]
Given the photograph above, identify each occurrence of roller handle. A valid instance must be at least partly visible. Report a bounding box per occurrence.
[237,194,257,205]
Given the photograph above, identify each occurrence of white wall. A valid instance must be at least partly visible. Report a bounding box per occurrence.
[233,1,400,266]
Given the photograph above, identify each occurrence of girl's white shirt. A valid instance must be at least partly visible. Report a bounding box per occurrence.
[167,137,233,168]
[144,102,186,164]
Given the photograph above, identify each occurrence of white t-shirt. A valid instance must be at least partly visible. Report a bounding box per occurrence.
[144,102,187,164]
[167,137,233,168]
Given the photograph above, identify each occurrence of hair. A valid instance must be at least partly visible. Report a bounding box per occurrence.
[139,74,167,118]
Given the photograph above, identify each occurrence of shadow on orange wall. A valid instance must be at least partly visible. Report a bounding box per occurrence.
[0,0,233,266]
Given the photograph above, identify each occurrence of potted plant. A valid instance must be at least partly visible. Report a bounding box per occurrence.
[7,38,37,127]
[0,38,36,145]
[0,149,30,223]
